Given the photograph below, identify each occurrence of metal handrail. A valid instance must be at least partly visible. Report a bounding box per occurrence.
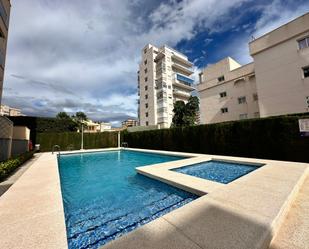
[121,142,128,148]
[52,145,61,156]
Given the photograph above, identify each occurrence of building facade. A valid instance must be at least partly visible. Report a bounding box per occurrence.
[138,44,195,128]
[0,0,11,105]
[0,104,23,116]
[197,12,309,124]
[122,119,138,128]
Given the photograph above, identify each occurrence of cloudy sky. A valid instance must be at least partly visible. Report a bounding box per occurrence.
[2,0,309,126]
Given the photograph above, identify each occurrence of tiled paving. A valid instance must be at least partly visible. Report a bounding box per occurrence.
[0,148,307,249]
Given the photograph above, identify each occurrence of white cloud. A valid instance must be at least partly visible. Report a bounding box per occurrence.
[3,0,308,126]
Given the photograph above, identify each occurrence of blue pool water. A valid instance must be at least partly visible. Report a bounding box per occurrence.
[58,150,197,249]
[173,160,260,184]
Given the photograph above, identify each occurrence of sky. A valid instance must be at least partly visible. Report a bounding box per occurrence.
[2,0,309,126]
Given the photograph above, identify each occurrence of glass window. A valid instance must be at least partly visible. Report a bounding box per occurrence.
[144,60,147,65]
[145,77,148,82]
[145,94,148,99]
[221,107,228,114]
[218,76,225,82]
[238,96,246,104]
[145,86,148,91]
[146,121,149,126]
[303,66,309,78]
[145,112,148,117]
[298,37,309,49]
[144,68,147,74]
[239,113,248,120]
[145,103,148,108]
[253,93,258,101]
[220,92,227,98]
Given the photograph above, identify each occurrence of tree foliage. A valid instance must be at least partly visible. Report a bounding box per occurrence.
[172,96,199,127]
[56,112,71,120]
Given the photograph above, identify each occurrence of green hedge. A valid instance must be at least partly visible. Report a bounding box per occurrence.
[7,116,78,145]
[37,132,118,152]
[122,115,309,163]
[0,151,34,181]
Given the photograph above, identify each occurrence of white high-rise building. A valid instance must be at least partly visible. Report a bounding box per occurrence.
[138,44,195,128]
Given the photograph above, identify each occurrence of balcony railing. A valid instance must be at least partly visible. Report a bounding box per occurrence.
[176,74,194,86]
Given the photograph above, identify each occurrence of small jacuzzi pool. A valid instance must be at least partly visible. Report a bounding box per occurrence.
[172,160,263,184]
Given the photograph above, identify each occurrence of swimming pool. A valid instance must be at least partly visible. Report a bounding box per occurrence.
[173,160,261,184]
[58,150,197,249]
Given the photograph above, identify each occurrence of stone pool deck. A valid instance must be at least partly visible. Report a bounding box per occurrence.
[0,148,308,249]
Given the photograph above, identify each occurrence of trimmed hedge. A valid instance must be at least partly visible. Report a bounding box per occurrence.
[7,116,78,145]
[0,151,34,181]
[37,132,118,152]
[122,115,309,163]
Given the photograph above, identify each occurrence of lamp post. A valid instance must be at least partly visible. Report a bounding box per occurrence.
[81,123,84,150]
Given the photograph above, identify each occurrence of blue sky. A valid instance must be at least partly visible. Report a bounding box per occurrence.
[2,0,309,126]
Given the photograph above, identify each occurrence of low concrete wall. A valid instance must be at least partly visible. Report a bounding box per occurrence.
[11,139,29,157]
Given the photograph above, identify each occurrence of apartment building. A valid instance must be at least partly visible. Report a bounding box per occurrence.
[0,104,23,116]
[122,119,138,128]
[197,12,309,124]
[138,44,195,128]
[0,0,11,105]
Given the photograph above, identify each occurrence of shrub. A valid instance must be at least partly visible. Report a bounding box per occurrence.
[122,115,309,163]
[36,132,118,152]
[0,151,34,181]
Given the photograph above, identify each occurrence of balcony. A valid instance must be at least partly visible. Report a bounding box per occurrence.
[173,73,195,91]
[172,63,194,75]
[171,54,193,67]
[173,89,191,98]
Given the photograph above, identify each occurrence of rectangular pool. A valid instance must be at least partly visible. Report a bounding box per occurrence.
[172,160,262,184]
[58,150,197,249]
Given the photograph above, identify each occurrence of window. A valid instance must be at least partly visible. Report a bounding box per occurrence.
[239,113,248,120]
[238,96,246,104]
[306,96,309,108]
[144,60,147,65]
[145,103,148,108]
[168,85,171,89]
[144,68,148,74]
[221,107,228,114]
[254,112,260,118]
[144,48,147,54]
[145,112,148,117]
[219,92,227,98]
[303,66,309,78]
[298,37,309,49]
[218,75,225,82]
[145,94,148,99]
[145,86,148,91]
[145,77,148,82]
[253,93,258,101]
[146,121,149,126]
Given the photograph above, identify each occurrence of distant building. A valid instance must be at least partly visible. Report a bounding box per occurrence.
[122,119,138,128]
[0,104,23,116]
[82,120,112,133]
[98,122,112,132]
[0,0,11,105]
[197,12,309,124]
[138,44,195,128]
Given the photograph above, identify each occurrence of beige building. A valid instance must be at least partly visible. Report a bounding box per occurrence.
[0,104,23,116]
[122,119,138,128]
[138,44,195,128]
[82,120,112,133]
[0,0,11,105]
[198,12,309,124]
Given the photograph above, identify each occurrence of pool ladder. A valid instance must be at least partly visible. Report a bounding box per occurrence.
[52,145,61,156]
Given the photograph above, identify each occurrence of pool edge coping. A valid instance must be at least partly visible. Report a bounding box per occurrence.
[0,147,308,249]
